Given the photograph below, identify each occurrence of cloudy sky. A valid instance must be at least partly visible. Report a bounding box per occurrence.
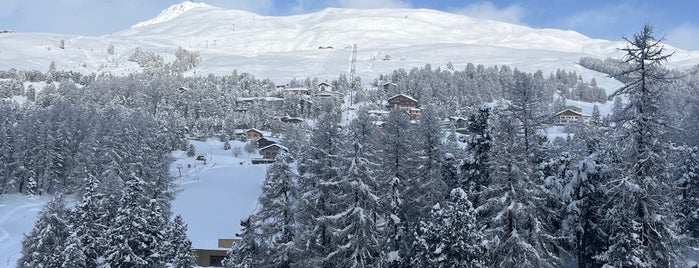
[1,0,698,50]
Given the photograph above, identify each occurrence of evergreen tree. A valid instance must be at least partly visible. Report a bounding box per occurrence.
[62,232,87,268]
[187,143,196,157]
[293,113,343,267]
[382,177,405,268]
[17,195,71,268]
[410,105,448,215]
[103,176,167,267]
[254,152,297,267]
[224,216,261,268]
[461,106,493,205]
[561,154,608,268]
[324,120,382,267]
[414,188,486,267]
[71,174,111,266]
[167,215,196,268]
[676,147,699,240]
[478,108,563,268]
[597,25,684,267]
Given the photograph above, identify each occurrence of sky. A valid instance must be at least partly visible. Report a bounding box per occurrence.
[1,0,698,50]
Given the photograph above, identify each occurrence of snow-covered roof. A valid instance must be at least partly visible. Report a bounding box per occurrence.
[259,144,289,152]
[285,87,309,91]
[247,128,272,137]
[448,116,466,121]
[554,109,590,117]
[387,94,417,103]
[258,136,281,143]
[368,110,390,115]
[317,82,332,87]
[237,96,284,102]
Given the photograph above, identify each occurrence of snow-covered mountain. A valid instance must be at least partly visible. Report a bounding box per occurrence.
[2,2,699,90]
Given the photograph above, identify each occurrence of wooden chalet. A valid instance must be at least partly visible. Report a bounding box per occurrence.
[252,144,289,164]
[387,94,418,110]
[235,97,284,112]
[256,137,280,148]
[317,82,334,92]
[554,107,591,125]
[284,87,310,96]
[245,128,264,140]
[380,82,397,92]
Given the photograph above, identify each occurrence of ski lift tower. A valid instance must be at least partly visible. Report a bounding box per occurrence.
[349,43,357,106]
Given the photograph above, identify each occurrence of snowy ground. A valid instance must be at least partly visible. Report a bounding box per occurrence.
[0,194,53,267]
[170,139,268,250]
[0,139,268,266]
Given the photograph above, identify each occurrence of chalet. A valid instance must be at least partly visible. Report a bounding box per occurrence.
[380,82,397,92]
[554,107,591,125]
[317,82,334,92]
[259,144,288,160]
[246,128,264,140]
[235,97,284,112]
[256,136,280,148]
[448,116,467,129]
[252,144,289,164]
[176,87,187,94]
[284,87,310,96]
[193,238,239,267]
[387,94,418,110]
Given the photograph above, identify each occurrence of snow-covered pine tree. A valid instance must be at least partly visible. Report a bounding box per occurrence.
[596,25,684,267]
[70,174,110,266]
[478,104,563,268]
[376,109,416,266]
[382,176,405,268]
[324,116,382,267]
[414,188,486,267]
[561,153,608,268]
[461,106,492,205]
[187,143,196,157]
[411,105,448,215]
[252,151,297,267]
[293,113,344,267]
[676,147,699,240]
[224,216,261,268]
[17,194,71,268]
[103,176,167,267]
[62,232,87,268]
[166,214,196,268]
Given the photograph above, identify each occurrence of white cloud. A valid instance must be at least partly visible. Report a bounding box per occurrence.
[451,1,525,24]
[666,24,699,51]
[334,0,411,9]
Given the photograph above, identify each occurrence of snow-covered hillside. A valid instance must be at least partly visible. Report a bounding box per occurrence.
[0,139,267,266]
[2,2,699,90]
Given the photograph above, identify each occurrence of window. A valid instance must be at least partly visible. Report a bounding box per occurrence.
[210,255,225,266]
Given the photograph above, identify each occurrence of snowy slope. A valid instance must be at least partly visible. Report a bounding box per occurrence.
[0,139,268,266]
[2,2,699,90]
[169,139,268,250]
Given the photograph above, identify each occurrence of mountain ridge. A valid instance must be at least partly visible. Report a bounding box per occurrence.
[1,2,698,89]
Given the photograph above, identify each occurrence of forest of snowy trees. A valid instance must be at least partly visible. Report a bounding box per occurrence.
[1,25,698,267]
[224,26,699,267]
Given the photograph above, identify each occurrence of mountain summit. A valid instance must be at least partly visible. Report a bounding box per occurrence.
[131,1,218,29]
